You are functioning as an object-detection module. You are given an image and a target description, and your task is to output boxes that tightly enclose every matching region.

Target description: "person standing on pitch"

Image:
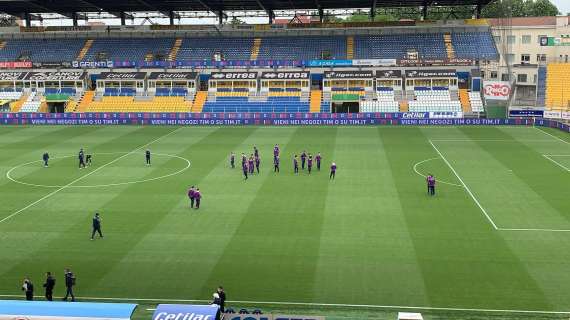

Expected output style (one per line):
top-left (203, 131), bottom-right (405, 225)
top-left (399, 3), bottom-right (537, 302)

top-left (300, 151), bottom-right (307, 170)
top-left (307, 154), bottom-right (313, 174)
top-left (217, 286), bottom-right (227, 313)
top-left (43, 151), bottom-right (50, 167)
top-left (274, 155), bottom-right (280, 173)
top-left (230, 152), bottom-right (235, 169)
top-left (145, 149), bottom-right (151, 166)
top-left (85, 153), bottom-right (92, 166)
top-left (293, 155), bottom-right (299, 174)
top-left (78, 148), bottom-right (86, 169)
top-left (427, 174), bottom-right (436, 196)
top-left (188, 186), bottom-right (196, 208)
top-left (316, 152), bottom-right (322, 171)
top-left (22, 277), bottom-right (34, 301)
top-left (242, 161), bottom-right (249, 180)
top-left (43, 272), bottom-right (55, 301)
top-left (330, 162), bottom-right (337, 180)
top-left (62, 268), bottom-right (75, 302)
top-left (248, 155), bottom-right (255, 175)
top-left (194, 188), bottom-right (201, 209)
top-left (255, 154), bottom-right (261, 174)
top-left (91, 212), bottom-right (103, 240)
top-left (254, 145), bottom-right (259, 158)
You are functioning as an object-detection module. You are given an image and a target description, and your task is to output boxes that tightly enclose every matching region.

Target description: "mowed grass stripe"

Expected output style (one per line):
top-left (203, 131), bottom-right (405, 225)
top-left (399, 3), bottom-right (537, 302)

top-left (0, 126), bottom-right (215, 293)
top-left (460, 127), bottom-right (570, 225)
top-left (200, 127), bottom-right (337, 303)
top-left (92, 127), bottom-right (298, 299)
top-left (382, 127), bottom-right (552, 311)
top-left (313, 127), bottom-right (429, 306)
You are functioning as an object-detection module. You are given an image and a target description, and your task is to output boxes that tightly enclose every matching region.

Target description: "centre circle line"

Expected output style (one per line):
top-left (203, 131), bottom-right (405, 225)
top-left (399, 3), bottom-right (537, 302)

top-left (6, 152), bottom-right (191, 188)
top-left (412, 157), bottom-right (463, 188)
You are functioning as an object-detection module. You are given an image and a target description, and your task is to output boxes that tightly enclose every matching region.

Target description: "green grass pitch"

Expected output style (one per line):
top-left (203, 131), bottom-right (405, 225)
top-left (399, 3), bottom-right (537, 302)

top-left (0, 125), bottom-right (569, 320)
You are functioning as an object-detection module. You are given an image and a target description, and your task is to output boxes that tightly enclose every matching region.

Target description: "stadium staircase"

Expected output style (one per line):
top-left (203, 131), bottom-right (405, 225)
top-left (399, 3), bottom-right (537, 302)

top-left (76, 39), bottom-right (93, 61)
top-left (444, 33), bottom-right (455, 59)
top-left (10, 94), bottom-right (27, 112)
top-left (399, 101), bottom-right (409, 112)
top-left (459, 89), bottom-right (471, 112)
top-left (38, 101), bottom-right (48, 113)
top-left (537, 66), bottom-right (547, 108)
top-left (77, 90), bottom-right (95, 112)
top-left (546, 63), bottom-right (570, 111)
top-left (310, 90), bottom-right (322, 112)
top-left (193, 91), bottom-right (208, 112)
top-left (168, 38), bottom-right (183, 61)
top-left (346, 36), bottom-right (354, 59)
top-left (250, 38), bottom-right (262, 60)
top-left (65, 98), bottom-right (78, 112)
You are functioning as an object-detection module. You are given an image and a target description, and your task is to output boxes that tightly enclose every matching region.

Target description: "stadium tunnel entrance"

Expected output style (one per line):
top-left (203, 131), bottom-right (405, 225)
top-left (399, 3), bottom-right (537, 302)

top-left (332, 101), bottom-right (359, 113)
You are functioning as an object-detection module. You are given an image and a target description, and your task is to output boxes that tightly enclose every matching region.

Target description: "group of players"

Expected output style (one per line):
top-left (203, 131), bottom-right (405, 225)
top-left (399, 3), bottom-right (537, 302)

top-left (230, 145), bottom-right (336, 180)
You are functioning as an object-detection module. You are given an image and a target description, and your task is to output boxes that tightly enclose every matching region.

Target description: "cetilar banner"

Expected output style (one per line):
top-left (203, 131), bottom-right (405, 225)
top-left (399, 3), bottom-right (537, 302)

top-left (152, 304), bottom-right (220, 320)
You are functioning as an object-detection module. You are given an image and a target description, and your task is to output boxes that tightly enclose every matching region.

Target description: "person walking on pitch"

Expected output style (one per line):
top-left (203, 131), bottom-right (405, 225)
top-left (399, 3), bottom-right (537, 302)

top-left (42, 152), bottom-right (50, 167)
top-left (301, 151), bottom-right (307, 170)
top-left (145, 149), bottom-right (151, 166)
top-left (230, 152), bottom-right (235, 169)
top-left (255, 154), bottom-right (261, 174)
top-left (293, 155), bottom-right (299, 174)
top-left (78, 148), bottom-right (86, 169)
top-left (426, 174), bottom-right (436, 196)
top-left (188, 186), bottom-right (196, 208)
top-left (43, 272), bottom-right (55, 301)
top-left (316, 152), bottom-right (322, 171)
top-left (307, 154), bottom-right (313, 174)
top-left (274, 155), bottom-right (280, 173)
top-left (62, 269), bottom-right (75, 302)
top-left (194, 188), bottom-right (202, 209)
top-left (330, 162), bottom-right (337, 180)
top-left (91, 212), bottom-right (103, 240)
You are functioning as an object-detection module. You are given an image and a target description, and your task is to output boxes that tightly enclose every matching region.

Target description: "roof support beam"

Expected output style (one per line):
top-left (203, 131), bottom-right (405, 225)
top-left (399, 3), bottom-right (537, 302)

top-left (195, 0), bottom-right (226, 23)
top-left (370, 0), bottom-right (377, 20)
top-left (254, 0), bottom-right (274, 23)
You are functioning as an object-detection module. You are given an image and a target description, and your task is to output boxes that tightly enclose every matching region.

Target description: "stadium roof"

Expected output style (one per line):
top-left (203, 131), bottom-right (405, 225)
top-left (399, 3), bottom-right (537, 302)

top-left (1, 0), bottom-right (495, 16)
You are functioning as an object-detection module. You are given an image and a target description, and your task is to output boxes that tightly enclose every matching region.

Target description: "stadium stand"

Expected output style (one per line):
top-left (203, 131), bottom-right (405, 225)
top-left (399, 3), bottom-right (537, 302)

top-left (82, 38), bottom-right (175, 61)
top-left (0, 39), bottom-right (84, 62)
top-left (19, 91), bottom-right (42, 112)
top-left (85, 96), bottom-right (192, 112)
top-left (257, 36), bottom-right (346, 60)
top-left (203, 96), bottom-right (310, 113)
top-left (545, 63), bottom-right (570, 111)
top-left (468, 92), bottom-right (484, 112)
top-left (361, 88), bottom-right (400, 112)
top-left (354, 33), bottom-right (446, 59)
top-left (451, 32), bottom-right (498, 60)
top-left (178, 38), bottom-right (253, 60)
top-left (408, 87), bottom-right (462, 112)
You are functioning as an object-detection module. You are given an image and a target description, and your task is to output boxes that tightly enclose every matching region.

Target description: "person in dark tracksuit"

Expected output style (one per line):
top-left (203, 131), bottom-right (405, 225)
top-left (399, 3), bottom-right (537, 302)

top-left (145, 149), bottom-right (151, 166)
top-left (78, 149), bottom-right (85, 169)
top-left (43, 152), bottom-right (50, 167)
top-left (62, 269), bottom-right (75, 302)
top-left (307, 155), bottom-right (313, 174)
top-left (86, 153), bottom-right (92, 166)
top-left (330, 162), bottom-right (337, 180)
top-left (300, 151), bottom-right (307, 170)
top-left (217, 286), bottom-right (227, 313)
top-left (316, 153), bottom-right (322, 171)
top-left (274, 155), bottom-right (280, 173)
top-left (43, 272), bottom-right (55, 301)
top-left (293, 155), bottom-right (299, 174)
top-left (91, 213), bottom-right (103, 240)
top-left (22, 277), bottom-right (34, 301)
top-left (230, 152), bottom-right (235, 169)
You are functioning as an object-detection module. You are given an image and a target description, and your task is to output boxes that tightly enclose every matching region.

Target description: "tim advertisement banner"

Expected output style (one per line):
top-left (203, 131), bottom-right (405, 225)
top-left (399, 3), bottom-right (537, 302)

top-left (483, 81), bottom-right (512, 101)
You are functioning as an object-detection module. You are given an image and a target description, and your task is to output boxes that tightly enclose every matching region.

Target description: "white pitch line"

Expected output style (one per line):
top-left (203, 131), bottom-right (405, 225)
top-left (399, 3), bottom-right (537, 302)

top-left (0, 295), bottom-right (568, 315)
top-left (428, 140), bottom-right (499, 230)
top-left (543, 155), bottom-right (570, 172)
top-left (412, 158), bottom-right (463, 187)
top-left (0, 127), bottom-right (183, 224)
top-left (535, 126), bottom-right (570, 145)
top-left (431, 139), bottom-right (553, 142)
top-left (499, 227), bottom-right (570, 232)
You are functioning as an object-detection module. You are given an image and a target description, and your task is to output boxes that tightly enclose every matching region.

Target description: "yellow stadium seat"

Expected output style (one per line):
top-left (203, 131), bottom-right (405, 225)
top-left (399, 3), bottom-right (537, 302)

top-left (546, 63), bottom-right (570, 111)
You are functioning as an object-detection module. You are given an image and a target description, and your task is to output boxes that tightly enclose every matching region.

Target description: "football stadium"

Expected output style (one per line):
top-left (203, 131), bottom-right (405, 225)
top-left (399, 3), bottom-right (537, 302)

top-left (0, 0), bottom-right (569, 319)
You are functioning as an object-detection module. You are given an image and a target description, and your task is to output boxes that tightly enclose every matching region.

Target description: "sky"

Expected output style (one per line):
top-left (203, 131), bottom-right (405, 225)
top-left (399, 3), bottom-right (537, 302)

top-left (552, 0), bottom-right (570, 15)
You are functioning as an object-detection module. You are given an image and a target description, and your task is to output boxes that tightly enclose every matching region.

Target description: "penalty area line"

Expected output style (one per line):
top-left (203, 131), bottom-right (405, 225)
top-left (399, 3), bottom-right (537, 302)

top-left (428, 140), bottom-right (499, 230)
top-left (534, 127), bottom-right (570, 145)
top-left (0, 127), bottom-right (183, 225)
top-left (0, 295), bottom-right (569, 315)
top-left (542, 155), bottom-right (570, 172)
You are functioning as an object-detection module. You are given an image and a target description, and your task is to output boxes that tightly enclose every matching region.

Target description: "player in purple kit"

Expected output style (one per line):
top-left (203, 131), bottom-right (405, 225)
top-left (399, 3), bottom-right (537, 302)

top-left (194, 188), bottom-right (201, 209)
top-left (274, 155), bottom-right (280, 172)
top-left (188, 186), bottom-right (196, 208)
top-left (293, 155), bottom-right (299, 174)
top-left (273, 144), bottom-right (280, 158)
top-left (329, 162), bottom-right (337, 180)
top-left (300, 151), bottom-right (307, 170)
top-left (248, 155), bottom-right (255, 174)
top-left (307, 154), bottom-right (313, 174)
top-left (254, 146), bottom-right (259, 158)
top-left (316, 152), bottom-right (322, 171)
top-left (241, 153), bottom-right (247, 168)
top-left (255, 154), bottom-right (261, 174)
top-left (426, 174), bottom-right (436, 196)
top-left (230, 152), bottom-right (235, 169)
